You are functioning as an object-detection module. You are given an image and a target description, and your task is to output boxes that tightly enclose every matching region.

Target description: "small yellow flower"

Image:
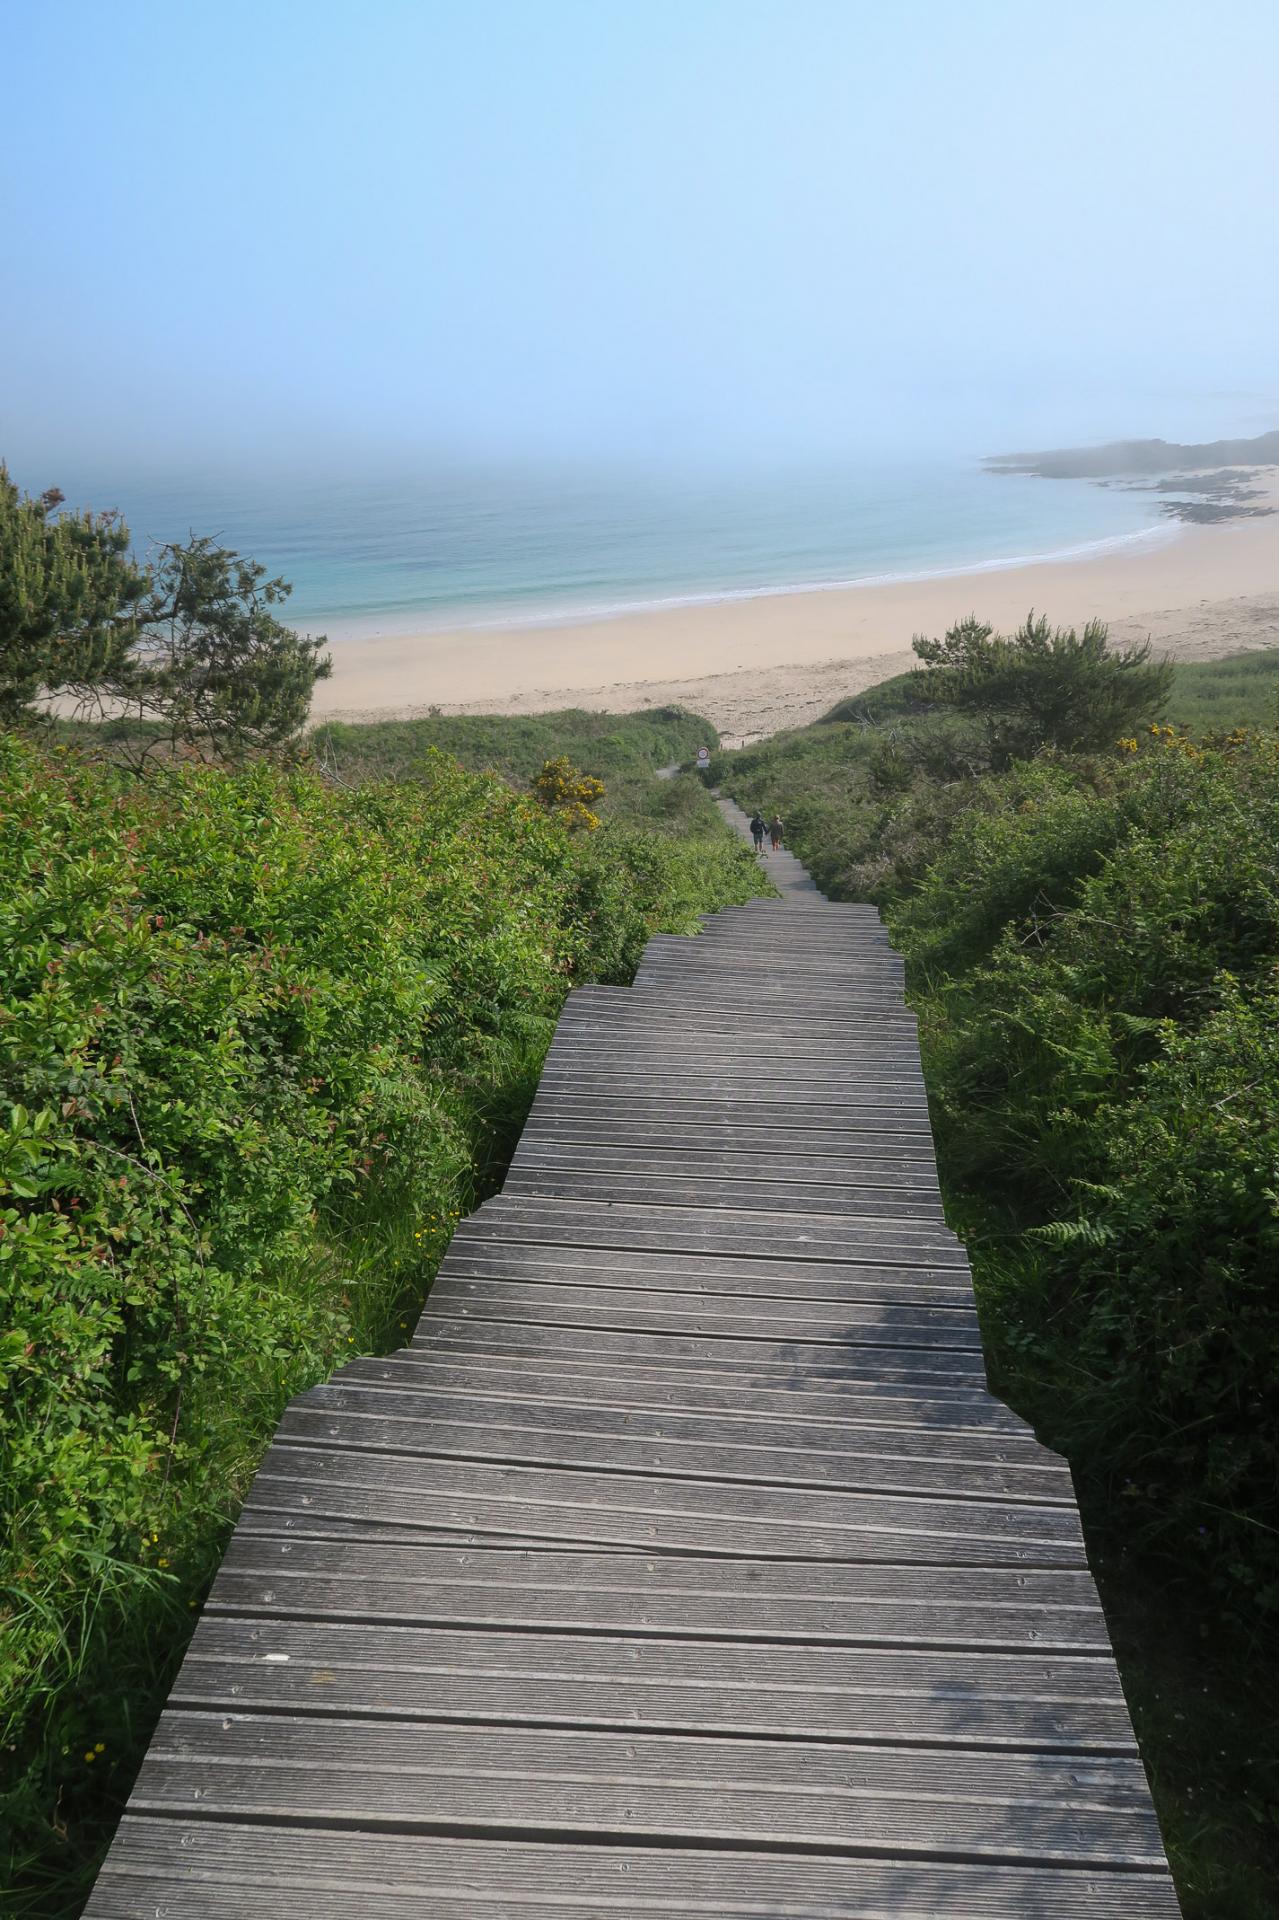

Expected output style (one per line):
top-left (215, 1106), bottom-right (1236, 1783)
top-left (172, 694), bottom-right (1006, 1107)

top-left (95, 1743), bottom-right (105, 1753)
top-left (158, 1557), bottom-right (169, 1568)
top-left (84, 1751), bottom-right (96, 1763)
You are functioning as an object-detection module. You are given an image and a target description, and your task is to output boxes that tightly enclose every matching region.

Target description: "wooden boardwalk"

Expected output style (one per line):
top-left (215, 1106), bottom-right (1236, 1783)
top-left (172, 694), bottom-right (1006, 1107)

top-left (86, 835), bottom-right (1181, 1915)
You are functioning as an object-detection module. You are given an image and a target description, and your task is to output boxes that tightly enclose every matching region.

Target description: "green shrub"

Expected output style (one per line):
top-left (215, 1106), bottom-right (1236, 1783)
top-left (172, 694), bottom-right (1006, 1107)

top-left (871, 731), bottom-right (1279, 1616)
top-left (900, 734), bottom-right (1279, 1199)
top-left (911, 612), bottom-right (1173, 764)
top-left (1030, 976), bottom-right (1279, 1605)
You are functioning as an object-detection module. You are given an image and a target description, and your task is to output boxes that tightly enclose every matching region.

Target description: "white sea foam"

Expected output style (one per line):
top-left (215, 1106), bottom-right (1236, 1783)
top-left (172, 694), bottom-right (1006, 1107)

top-left (312, 519), bottom-right (1181, 644)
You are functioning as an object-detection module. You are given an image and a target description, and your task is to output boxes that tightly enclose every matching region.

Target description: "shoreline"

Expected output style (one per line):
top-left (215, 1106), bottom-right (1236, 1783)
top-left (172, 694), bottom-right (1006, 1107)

top-left (309, 518), bottom-right (1180, 646)
top-left (310, 478), bottom-right (1279, 744)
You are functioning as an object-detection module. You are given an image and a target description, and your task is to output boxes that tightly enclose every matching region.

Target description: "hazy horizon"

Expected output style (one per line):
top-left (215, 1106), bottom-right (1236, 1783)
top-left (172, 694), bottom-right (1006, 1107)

top-left (5, 0), bottom-right (1279, 490)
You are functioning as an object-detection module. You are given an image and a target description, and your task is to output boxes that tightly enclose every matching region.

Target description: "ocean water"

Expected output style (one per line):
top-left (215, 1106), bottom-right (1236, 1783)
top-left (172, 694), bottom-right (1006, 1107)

top-left (48, 458), bottom-right (1170, 638)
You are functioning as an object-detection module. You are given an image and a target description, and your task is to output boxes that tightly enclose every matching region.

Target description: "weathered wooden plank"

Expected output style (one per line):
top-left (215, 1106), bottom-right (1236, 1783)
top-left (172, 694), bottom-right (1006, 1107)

top-left (505, 1159), bottom-right (942, 1199)
top-left (510, 1132), bottom-right (937, 1168)
top-left (691, 938), bottom-right (899, 960)
top-left (410, 1319), bottom-right (989, 1389)
top-left (553, 1008), bottom-right (913, 1034)
top-left (443, 1232), bottom-right (977, 1301)
top-left (537, 1049), bottom-right (928, 1080)
top-left (512, 1121), bottom-right (941, 1167)
top-left (673, 959), bottom-right (902, 976)
top-left (629, 980), bottom-right (915, 1007)
top-left (546, 1031), bottom-right (916, 1063)
top-left (470, 1200), bottom-right (968, 1267)
top-left (533, 1090), bottom-right (933, 1128)
top-left (573, 969), bottom-right (905, 993)
top-left (428, 1273), bottom-right (980, 1344)
top-left (501, 1168), bottom-right (948, 1221)
top-left (277, 1399), bottom-right (1065, 1505)
top-left (635, 952), bottom-right (902, 975)
top-left (630, 982), bottom-right (917, 1014)
top-left (553, 1032), bottom-right (922, 1066)
top-left (411, 1312), bottom-right (990, 1382)
top-left (539, 1063), bottom-right (926, 1094)
top-left (230, 1508), bottom-right (632, 1551)
top-left (632, 974), bottom-right (909, 1004)
top-left (561, 1003), bottom-right (922, 1041)
top-left (85, 1820), bottom-right (1182, 1918)
top-left (250, 1443), bottom-right (1087, 1563)
top-left (133, 1712), bottom-right (1166, 1866)
top-left (419, 1293), bottom-right (982, 1366)
top-left (294, 1378), bottom-right (1061, 1478)
top-left (211, 1536), bottom-right (1107, 1647)
top-left (695, 919), bottom-right (896, 939)
top-left (282, 1388), bottom-right (1044, 1482)
top-left (639, 939), bottom-right (903, 962)
top-left (533, 1098), bottom-right (933, 1121)
top-left (682, 952), bottom-right (903, 973)
top-left (171, 1616), bottom-right (1131, 1747)
top-left (335, 1351), bottom-right (1031, 1435)
top-left (633, 977), bottom-right (909, 1005)
top-left (512, 1135), bottom-right (943, 1184)
top-left (477, 1189), bottom-right (960, 1237)
top-left (648, 924), bottom-right (902, 947)
top-left (521, 1093), bottom-right (938, 1136)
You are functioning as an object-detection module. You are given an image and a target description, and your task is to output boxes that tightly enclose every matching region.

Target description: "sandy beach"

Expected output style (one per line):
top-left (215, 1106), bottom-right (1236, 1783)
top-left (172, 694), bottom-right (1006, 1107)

top-left (310, 481), bottom-right (1279, 744)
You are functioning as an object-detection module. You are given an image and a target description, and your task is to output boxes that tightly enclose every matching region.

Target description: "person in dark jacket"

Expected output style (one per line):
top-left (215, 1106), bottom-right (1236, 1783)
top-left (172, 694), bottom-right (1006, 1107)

top-left (749, 811), bottom-right (766, 852)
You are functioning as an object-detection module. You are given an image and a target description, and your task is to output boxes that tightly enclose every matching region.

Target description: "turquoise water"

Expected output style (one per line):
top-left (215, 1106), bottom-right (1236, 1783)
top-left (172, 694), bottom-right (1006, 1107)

top-left (46, 458), bottom-right (1168, 637)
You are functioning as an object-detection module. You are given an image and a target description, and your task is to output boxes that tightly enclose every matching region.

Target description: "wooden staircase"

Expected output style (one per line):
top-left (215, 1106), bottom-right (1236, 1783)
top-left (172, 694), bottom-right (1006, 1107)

top-left (86, 867), bottom-right (1180, 1916)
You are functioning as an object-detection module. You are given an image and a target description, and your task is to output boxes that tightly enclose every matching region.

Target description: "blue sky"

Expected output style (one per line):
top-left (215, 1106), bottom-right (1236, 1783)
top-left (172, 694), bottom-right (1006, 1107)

top-left (3, 0), bottom-right (1277, 477)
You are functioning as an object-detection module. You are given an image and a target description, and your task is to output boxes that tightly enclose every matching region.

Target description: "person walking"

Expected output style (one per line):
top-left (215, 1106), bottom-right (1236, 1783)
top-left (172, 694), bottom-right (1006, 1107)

top-left (769, 815), bottom-right (784, 850)
top-left (749, 810), bottom-right (766, 853)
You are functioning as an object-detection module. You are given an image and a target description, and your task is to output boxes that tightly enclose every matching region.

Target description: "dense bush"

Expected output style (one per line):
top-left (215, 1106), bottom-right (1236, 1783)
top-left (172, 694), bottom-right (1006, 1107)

top-left (889, 731), bottom-right (1279, 1611)
top-left (1033, 977), bottom-right (1279, 1605)
top-left (0, 733), bottom-right (764, 1911)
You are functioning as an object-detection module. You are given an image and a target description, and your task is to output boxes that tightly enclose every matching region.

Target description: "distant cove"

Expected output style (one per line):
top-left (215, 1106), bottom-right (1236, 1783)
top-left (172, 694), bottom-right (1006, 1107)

top-left (987, 427), bottom-right (1279, 524)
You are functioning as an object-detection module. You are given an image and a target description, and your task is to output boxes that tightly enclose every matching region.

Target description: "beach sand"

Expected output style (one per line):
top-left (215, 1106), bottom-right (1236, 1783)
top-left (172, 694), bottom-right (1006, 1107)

top-left (310, 480), bottom-right (1279, 744)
